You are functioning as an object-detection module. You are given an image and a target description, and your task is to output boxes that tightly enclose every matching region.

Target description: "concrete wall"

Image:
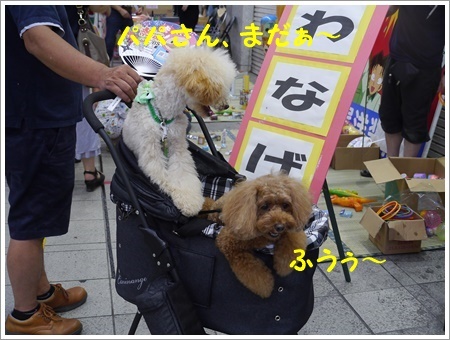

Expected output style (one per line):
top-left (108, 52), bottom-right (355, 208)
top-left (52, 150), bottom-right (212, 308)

top-left (226, 5), bottom-right (254, 73)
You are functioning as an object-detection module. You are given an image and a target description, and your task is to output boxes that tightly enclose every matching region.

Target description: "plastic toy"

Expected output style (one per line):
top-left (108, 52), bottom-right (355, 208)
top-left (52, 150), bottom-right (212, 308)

top-left (341, 121), bottom-right (360, 135)
top-left (420, 210), bottom-right (442, 229)
top-left (339, 209), bottom-right (353, 218)
top-left (376, 201), bottom-right (415, 220)
top-left (435, 223), bottom-right (445, 241)
top-left (260, 14), bottom-right (277, 53)
top-left (330, 195), bottom-right (376, 212)
top-left (328, 188), bottom-right (361, 198)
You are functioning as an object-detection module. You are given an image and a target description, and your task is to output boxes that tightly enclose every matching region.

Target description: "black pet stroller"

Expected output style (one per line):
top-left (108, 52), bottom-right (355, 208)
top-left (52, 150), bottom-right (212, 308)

top-left (83, 90), bottom-right (325, 335)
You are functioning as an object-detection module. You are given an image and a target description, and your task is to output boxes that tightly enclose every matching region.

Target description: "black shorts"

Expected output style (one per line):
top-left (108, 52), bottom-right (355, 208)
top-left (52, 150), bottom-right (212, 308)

top-left (378, 58), bottom-right (441, 144)
top-left (6, 125), bottom-right (76, 240)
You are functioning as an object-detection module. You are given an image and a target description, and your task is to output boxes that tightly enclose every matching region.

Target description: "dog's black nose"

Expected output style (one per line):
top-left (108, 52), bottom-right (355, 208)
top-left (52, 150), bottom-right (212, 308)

top-left (274, 224), bottom-right (285, 233)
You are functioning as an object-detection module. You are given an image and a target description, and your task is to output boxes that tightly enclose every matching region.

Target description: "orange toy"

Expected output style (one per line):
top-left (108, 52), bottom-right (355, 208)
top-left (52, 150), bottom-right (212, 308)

top-left (330, 195), bottom-right (376, 212)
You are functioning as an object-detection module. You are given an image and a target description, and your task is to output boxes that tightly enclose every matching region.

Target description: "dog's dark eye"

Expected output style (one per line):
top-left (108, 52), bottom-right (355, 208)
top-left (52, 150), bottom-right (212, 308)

top-left (261, 203), bottom-right (269, 211)
top-left (282, 203), bottom-right (290, 210)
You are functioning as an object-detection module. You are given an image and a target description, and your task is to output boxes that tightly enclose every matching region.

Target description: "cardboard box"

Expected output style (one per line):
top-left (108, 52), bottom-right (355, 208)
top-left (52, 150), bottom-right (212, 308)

top-left (364, 157), bottom-right (445, 208)
top-left (331, 134), bottom-right (380, 170)
top-left (360, 206), bottom-right (427, 255)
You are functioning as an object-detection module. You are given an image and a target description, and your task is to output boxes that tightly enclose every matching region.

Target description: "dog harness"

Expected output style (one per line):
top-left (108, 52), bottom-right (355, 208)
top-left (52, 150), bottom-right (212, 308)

top-left (147, 100), bottom-right (174, 158)
top-left (134, 80), bottom-right (174, 158)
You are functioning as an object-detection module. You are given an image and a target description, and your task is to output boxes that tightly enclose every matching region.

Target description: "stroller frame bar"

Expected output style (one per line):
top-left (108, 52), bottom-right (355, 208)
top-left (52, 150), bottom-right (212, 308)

top-left (83, 91), bottom-right (175, 273)
top-left (82, 90), bottom-right (229, 281)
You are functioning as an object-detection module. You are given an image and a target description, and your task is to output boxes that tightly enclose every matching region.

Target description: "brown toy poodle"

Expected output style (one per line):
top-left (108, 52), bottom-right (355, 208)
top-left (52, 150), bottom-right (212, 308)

top-left (204, 172), bottom-right (312, 298)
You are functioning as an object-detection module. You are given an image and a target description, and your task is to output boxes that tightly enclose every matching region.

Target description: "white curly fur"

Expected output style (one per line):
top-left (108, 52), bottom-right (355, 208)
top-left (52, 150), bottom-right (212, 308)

top-left (122, 47), bottom-right (236, 216)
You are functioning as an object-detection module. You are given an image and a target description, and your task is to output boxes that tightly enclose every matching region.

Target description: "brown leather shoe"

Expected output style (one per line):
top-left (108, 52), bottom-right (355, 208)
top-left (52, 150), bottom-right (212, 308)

top-left (5, 303), bottom-right (82, 335)
top-left (39, 284), bottom-right (88, 313)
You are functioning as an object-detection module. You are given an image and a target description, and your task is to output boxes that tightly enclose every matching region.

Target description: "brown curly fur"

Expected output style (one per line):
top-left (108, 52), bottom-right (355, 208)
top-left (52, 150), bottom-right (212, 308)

top-left (209, 172), bottom-right (312, 298)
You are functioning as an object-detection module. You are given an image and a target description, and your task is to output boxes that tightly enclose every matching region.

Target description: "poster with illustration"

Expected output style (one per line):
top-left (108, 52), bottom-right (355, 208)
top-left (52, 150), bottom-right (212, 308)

top-left (346, 8), bottom-right (444, 157)
top-left (345, 9), bottom-right (396, 157)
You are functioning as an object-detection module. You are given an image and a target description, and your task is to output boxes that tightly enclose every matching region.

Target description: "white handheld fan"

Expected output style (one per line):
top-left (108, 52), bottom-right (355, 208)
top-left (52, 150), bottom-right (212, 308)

top-left (117, 19), bottom-right (198, 79)
top-left (120, 47), bottom-right (163, 78)
top-left (108, 20), bottom-right (198, 111)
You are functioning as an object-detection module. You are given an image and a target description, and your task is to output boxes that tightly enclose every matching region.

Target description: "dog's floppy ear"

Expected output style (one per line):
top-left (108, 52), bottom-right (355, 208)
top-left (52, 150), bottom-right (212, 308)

top-left (220, 180), bottom-right (260, 240)
top-left (179, 68), bottom-right (221, 105)
top-left (169, 47), bottom-right (236, 106)
top-left (285, 177), bottom-right (313, 230)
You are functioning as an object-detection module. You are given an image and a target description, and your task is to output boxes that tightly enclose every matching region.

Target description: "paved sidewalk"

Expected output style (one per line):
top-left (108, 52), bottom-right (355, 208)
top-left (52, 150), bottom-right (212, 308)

top-left (3, 140), bottom-right (447, 336)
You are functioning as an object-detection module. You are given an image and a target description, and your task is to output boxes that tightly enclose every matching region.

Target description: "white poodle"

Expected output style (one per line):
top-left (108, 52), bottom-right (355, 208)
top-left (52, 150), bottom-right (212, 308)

top-left (122, 47), bottom-right (236, 216)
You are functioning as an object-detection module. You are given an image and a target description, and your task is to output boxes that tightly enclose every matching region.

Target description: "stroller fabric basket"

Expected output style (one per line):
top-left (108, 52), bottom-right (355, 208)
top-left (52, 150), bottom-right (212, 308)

top-left (82, 89), bottom-right (327, 335)
top-left (111, 138), bottom-right (322, 335)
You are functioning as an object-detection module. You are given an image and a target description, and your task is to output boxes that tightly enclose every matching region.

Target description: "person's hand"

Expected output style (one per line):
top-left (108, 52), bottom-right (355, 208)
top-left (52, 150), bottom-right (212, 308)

top-left (98, 65), bottom-right (142, 103)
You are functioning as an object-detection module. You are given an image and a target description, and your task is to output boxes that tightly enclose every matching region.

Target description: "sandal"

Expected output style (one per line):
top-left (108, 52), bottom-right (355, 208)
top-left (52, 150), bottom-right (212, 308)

top-left (360, 169), bottom-right (372, 178)
top-left (84, 169), bottom-right (105, 192)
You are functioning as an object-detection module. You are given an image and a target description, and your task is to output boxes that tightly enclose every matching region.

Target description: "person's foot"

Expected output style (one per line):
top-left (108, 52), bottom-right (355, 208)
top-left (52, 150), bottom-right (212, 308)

top-left (360, 169), bottom-right (372, 178)
top-left (38, 284), bottom-right (88, 313)
top-left (5, 303), bottom-right (82, 335)
top-left (84, 169), bottom-right (105, 192)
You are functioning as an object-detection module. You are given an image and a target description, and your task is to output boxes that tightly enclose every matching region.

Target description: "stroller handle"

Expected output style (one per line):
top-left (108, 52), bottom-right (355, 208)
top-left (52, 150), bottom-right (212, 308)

top-left (83, 90), bottom-right (174, 271)
top-left (83, 90), bottom-right (223, 160)
top-left (82, 90), bottom-right (117, 133)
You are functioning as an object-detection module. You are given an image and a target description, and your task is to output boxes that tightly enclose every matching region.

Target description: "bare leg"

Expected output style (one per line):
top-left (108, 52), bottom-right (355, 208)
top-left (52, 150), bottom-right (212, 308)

top-left (82, 157), bottom-right (97, 181)
top-left (38, 267), bottom-right (52, 296)
top-left (7, 239), bottom-right (49, 311)
top-left (403, 140), bottom-right (422, 157)
top-left (385, 132), bottom-right (403, 157)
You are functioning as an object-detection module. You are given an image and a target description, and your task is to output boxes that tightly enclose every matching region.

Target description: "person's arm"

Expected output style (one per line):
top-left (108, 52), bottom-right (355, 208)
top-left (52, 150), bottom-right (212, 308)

top-left (111, 5), bottom-right (131, 19)
top-left (22, 25), bottom-right (141, 102)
